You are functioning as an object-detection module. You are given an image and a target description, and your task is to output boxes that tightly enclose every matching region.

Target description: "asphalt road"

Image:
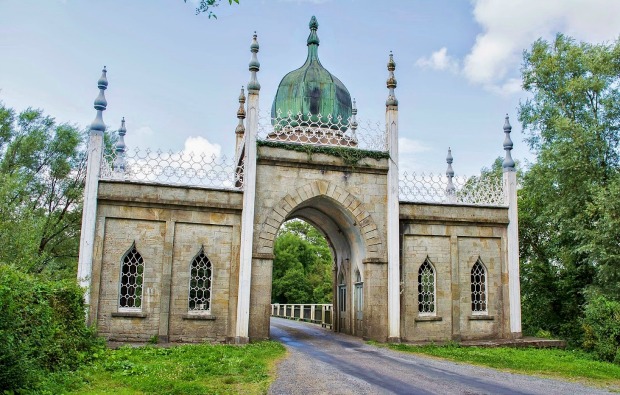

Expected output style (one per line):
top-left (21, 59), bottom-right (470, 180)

top-left (268, 317), bottom-right (612, 395)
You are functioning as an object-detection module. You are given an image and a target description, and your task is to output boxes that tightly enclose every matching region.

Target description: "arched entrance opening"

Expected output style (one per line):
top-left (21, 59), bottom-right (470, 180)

top-left (271, 219), bottom-right (333, 306)
top-left (267, 194), bottom-right (368, 337)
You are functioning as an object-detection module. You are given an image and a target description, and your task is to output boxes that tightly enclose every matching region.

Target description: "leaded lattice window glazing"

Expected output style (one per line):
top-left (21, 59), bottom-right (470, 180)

top-left (418, 259), bottom-right (435, 314)
top-left (338, 271), bottom-right (346, 313)
top-left (471, 259), bottom-right (487, 313)
top-left (119, 242), bottom-right (144, 309)
top-left (188, 247), bottom-right (212, 312)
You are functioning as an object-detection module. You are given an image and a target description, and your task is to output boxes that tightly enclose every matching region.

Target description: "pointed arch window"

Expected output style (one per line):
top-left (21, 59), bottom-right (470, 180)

top-left (471, 259), bottom-right (487, 313)
top-left (338, 270), bottom-right (346, 313)
top-left (418, 258), bottom-right (435, 314)
top-left (188, 246), bottom-right (212, 312)
top-left (119, 242), bottom-right (144, 310)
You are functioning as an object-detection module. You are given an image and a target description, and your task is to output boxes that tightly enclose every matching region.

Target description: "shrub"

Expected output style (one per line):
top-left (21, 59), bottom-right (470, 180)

top-left (583, 295), bottom-right (620, 364)
top-left (0, 265), bottom-right (104, 392)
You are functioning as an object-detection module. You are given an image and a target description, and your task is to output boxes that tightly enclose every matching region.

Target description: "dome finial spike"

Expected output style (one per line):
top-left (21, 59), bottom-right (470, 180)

top-left (309, 16), bottom-right (318, 30)
top-left (307, 16), bottom-right (320, 47)
top-left (502, 114), bottom-right (515, 171)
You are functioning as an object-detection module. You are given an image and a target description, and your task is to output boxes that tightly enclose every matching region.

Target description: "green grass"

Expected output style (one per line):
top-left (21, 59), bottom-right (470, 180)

top-left (36, 341), bottom-right (286, 395)
top-left (381, 342), bottom-right (620, 390)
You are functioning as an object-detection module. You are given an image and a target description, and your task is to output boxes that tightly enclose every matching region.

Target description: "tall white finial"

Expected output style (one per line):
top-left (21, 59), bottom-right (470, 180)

top-left (248, 32), bottom-right (260, 92)
top-left (236, 86), bottom-right (246, 135)
top-left (90, 66), bottom-right (108, 134)
top-left (502, 114), bottom-right (515, 171)
top-left (446, 147), bottom-right (456, 200)
top-left (114, 117), bottom-right (127, 172)
top-left (350, 98), bottom-right (358, 139)
top-left (386, 52), bottom-right (398, 107)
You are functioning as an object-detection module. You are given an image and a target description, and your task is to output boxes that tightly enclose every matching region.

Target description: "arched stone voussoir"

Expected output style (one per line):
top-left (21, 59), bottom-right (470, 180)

top-left (257, 180), bottom-right (385, 259)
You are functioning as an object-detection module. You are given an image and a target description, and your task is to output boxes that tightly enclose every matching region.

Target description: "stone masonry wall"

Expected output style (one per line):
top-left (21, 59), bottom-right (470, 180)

top-left (399, 203), bottom-right (510, 342)
top-left (250, 145), bottom-right (390, 341)
top-left (90, 181), bottom-right (242, 343)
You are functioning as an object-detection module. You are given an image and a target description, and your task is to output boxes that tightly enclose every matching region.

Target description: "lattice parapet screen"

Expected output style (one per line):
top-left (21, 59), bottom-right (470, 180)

top-left (119, 243), bottom-right (144, 309)
top-left (418, 259), bottom-right (435, 314)
top-left (257, 111), bottom-right (388, 152)
top-left (188, 247), bottom-right (212, 312)
top-left (471, 260), bottom-right (487, 313)
top-left (399, 172), bottom-right (506, 206)
top-left (100, 148), bottom-right (244, 190)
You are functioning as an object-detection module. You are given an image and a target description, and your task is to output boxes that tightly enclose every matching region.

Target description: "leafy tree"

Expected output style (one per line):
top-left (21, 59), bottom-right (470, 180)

top-left (184, 0), bottom-right (239, 18)
top-left (272, 220), bottom-right (333, 304)
top-left (517, 34), bottom-right (620, 343)
top-left (582, 294), bottom-right (620, 363)
top-left (0, 103), bottom-right (86, 278)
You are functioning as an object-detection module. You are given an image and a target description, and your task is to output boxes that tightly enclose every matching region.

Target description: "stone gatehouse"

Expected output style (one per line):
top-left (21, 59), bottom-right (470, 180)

top-left (78, 16), bottom-right (522, 344)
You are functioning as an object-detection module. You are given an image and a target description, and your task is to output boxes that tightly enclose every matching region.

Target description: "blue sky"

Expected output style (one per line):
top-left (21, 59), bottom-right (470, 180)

top-left (1, 0), bottom-right (619, 175)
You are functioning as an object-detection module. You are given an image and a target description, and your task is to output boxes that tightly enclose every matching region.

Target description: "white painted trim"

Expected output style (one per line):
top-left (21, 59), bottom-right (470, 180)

top-left (77, 131), bottom-right (104, 307)
top-left (386, 108), bottom-right (400, 340)
top-left (504, 171), bottom-right (521, 333)
top-left (235, 91), bottom-right (259, 341)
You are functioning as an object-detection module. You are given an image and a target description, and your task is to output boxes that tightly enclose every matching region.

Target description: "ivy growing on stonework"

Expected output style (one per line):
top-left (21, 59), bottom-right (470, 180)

top-left (256, 140), bottom-right (390, 166)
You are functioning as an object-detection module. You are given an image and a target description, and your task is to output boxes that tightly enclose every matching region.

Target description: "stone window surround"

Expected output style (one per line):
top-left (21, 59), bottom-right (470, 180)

top-left (118, 241), bottom-right (145, 312)
top-left (188, 246), bottom-right (213, 315)
top-left (417, 257), bottom-right (436, 316)
top-left (470, 258), bottom-right (488, 315)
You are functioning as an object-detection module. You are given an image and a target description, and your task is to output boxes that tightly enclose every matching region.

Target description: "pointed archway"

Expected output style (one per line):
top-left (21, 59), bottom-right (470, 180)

top-left (249, 180), bottom-right (386, 340)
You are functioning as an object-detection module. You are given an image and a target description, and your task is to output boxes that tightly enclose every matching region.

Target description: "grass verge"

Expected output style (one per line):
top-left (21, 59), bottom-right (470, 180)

top-left (378, 342), bottom-right (620, 390)
top-left (36, 341), bottom-right (286, 394)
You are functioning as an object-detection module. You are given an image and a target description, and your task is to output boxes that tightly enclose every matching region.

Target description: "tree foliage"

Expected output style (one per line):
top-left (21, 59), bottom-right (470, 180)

top-left (517, 34), bottom-right (620, 344)
top-left (0, 103), bottom-right (86, 278)
top-left (582, 295), bottom-right (620, 363)
top-left (184, 0), bottom-right (239, 18)
top-left (0, 265), bottom-right (104, 391)
top-left (0, 102), bottom-right (108, 391)
top-left (272, 220), bottom-right (333, 304)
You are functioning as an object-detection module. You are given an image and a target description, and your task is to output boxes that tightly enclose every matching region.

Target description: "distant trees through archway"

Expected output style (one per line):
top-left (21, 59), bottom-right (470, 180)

top-left (271, 219), bottom-right (333, 304)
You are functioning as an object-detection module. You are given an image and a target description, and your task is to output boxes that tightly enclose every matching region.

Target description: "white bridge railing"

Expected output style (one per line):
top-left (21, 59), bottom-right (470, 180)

top-left (271, 303), bottom-right (333, 329)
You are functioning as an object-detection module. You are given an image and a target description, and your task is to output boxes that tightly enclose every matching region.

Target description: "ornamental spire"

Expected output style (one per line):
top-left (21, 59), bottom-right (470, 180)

top-left (502, 114), bottom-right (515, 171)
top-left (446, 147), bottom-right (456, 198)
top-left (247, 32), bottom-right (260, 92)
top-left (307, 16), bottom-right (320, 47)
top-left (114, 117), bottom-right (127, 172)
top-left (90, 66), bottom-right (108, 133)
top-left (235, 86), bottom-right (246, 135)
top-left (386, 52), bottom-right (398, 107)
top-left (350, 98), bottom-right (358, 139)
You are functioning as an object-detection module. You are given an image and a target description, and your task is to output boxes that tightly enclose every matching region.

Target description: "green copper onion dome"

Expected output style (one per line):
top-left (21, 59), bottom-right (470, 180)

top-left (271, 16), bottom-right (352, 128)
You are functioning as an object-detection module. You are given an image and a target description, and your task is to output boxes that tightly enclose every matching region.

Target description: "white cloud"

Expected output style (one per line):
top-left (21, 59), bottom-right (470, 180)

top-left (399, 137), bottom-right (431, 155)
top-left (182, 136), bottom-right (222, 158)
top-left (415, 47), bottom-right (459, 73)
top-left (465, 0), bottom-right (620, 90)
top-left (417, 0), bottom-right (620, 94)
top-left (486, 78), bottom-right (522, 96)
